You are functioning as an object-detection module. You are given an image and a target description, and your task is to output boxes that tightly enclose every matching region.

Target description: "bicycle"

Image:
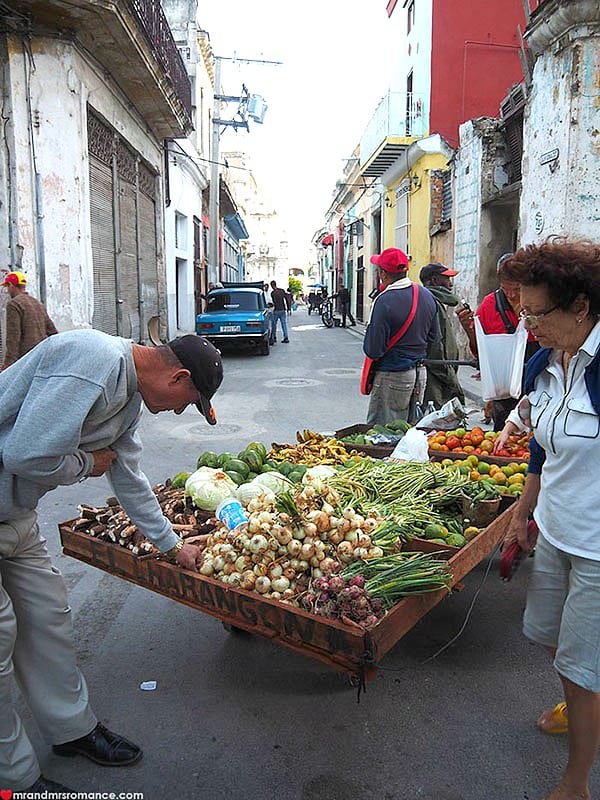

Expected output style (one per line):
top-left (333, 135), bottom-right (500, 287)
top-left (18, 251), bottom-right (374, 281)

top-left (321, 297), bottom-right (338, 328)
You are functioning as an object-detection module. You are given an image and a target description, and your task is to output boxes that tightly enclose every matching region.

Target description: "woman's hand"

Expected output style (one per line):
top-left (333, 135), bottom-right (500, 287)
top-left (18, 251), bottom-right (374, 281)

top-left (503, 509), bottom-right (531, 552)
top-left (493, 421), bottom-right (519, 453)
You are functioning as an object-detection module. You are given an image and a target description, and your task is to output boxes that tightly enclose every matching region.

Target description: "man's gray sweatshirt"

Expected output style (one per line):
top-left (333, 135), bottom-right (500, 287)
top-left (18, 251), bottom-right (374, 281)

top-left (0, 329), bottom-right (178, 552)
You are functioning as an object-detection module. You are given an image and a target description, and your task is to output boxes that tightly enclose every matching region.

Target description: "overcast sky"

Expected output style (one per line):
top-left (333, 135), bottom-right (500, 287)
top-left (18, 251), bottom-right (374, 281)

top-left (198, 1), bottom-right (395, 266)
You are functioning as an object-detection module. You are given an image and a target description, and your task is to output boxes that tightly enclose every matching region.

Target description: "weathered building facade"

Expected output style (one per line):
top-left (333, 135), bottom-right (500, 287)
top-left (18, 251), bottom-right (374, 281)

top-left (0, 0), bottom-right (192, 346)
top-left (520, 0), bottom-right (600, 242)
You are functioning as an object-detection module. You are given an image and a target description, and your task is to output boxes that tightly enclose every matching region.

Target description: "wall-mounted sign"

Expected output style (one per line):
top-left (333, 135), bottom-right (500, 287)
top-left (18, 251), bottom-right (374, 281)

top-left (540, 148), bottom-right (559, 166)
top-left (534, 210), bottom-right (544, 235)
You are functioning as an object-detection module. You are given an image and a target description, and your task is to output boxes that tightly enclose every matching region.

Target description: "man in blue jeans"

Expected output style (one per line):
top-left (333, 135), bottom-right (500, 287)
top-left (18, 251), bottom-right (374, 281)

top-left (269, 280), bottom-right (291, 344)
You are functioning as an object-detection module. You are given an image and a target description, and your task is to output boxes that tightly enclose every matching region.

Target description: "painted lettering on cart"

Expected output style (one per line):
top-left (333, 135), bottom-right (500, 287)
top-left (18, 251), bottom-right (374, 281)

top-left (148, 565), bottom-right (359, 658)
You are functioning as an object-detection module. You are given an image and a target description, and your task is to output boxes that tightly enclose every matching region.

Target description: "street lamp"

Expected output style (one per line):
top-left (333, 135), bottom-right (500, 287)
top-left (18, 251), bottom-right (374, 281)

top-left (208, 55), bottom-right (280, 284)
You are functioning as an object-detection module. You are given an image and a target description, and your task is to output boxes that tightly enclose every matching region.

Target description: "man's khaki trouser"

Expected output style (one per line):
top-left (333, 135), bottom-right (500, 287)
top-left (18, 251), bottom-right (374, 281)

top-left (0, 513), bottom-right (97, 789)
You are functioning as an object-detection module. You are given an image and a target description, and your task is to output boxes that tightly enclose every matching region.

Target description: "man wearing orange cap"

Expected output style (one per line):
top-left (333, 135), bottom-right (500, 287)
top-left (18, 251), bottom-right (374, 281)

top-left (1, 271), bottom-right (57, 370)
top-left (364, 248), bottom-right (437, 424)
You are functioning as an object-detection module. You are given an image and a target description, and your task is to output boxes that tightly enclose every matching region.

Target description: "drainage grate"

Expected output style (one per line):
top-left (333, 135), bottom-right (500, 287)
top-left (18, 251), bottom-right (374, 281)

top-left (265, 378), bottom-right (321, 388)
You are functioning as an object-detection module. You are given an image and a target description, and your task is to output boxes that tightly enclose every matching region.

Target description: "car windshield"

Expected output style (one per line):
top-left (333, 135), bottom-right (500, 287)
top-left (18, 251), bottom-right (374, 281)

top-left (207, 292), bottom-right (260, 312)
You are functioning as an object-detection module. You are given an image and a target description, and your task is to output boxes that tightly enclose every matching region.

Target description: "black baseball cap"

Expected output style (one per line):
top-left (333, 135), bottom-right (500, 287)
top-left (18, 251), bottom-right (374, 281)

top-left (167, 335), bottom-right (223, 425)
top-left (419, 262), bottom-right (459, 282)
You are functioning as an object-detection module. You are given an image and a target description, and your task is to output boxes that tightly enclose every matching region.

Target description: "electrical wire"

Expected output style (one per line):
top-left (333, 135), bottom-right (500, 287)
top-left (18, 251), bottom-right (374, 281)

top-left (166, 139), bottom-right (251, 171)
top-left (375, 542), bottom-right (502, 673)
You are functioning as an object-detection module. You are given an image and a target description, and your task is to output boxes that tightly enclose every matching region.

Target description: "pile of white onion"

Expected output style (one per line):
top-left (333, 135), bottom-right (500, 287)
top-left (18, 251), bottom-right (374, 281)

top-left (197, 483), bottom-right (384, 603)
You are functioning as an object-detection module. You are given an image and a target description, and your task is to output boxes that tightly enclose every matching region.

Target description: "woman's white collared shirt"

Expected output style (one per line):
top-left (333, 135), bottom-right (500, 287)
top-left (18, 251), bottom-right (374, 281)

top-left (531, 320), bottom-right (600, 559)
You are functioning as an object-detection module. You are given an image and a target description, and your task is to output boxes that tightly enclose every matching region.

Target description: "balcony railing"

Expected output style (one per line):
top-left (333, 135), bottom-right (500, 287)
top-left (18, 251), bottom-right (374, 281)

top-left (128, 0), bottom-right (192, 120)
top-left (359, 91), bottom-right (427, 167)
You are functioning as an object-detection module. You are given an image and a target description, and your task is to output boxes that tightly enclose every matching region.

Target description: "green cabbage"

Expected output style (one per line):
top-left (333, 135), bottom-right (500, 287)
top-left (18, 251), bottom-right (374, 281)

top-left (184, 468), bottom-right (237, 510)
top-left (237, 482), bottom-right (276, 507)
top-left (301, 465), bottom-right (337, 484)
top-left (251, 472), bottom-right (294, 495)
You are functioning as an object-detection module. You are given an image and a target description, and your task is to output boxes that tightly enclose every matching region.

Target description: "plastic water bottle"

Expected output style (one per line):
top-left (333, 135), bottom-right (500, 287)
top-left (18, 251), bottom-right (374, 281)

top-left (414, 402), bottom-right (424, 422)
top-left (427, 401), bottom-right (437, 415)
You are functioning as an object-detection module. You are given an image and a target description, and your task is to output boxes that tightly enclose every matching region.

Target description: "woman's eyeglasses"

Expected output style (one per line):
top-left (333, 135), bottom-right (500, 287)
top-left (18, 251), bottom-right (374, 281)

top-left (519, 304), bottom-right (560, 328)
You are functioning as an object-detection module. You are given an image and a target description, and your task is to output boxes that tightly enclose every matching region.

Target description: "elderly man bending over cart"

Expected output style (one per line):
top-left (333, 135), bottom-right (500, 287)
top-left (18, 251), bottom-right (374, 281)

top-left (0, 330), bottom-right (222, 793)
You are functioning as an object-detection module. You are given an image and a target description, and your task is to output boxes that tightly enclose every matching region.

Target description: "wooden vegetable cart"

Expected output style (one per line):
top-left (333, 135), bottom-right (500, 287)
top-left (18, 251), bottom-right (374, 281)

top-left (59, 505), bottom-right (513, 683)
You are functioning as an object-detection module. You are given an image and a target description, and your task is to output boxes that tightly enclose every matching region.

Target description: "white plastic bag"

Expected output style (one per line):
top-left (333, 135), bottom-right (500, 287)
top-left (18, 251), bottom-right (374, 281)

top-left (389, 427), bottom-right (429, 462)
top-left (474, 316), bottom-right (527, 401)
top-left (415, 398), bottom-right (468, 431)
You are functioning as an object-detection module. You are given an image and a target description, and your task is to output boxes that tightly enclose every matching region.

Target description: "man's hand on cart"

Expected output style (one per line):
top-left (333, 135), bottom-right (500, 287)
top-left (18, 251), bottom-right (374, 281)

top-left (175, 541), bottom-right (205, 571)
top-left (90, 447), bottom-right (117, 476)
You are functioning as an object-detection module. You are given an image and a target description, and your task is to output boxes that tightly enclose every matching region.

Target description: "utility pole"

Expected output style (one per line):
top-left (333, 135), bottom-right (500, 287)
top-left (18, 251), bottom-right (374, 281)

top-left (208, 55), bottom-right (222, 285)
top-left (208, 55), bottom-right (281, 284)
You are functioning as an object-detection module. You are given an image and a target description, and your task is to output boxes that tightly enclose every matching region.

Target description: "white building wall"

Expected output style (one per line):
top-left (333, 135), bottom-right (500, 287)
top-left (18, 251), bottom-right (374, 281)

top-left (3, 36), bottom-right (163, 331)
top-left (388, 0), bottom-right (433, 132)
top-left (520, 34), bottom-right (600, 242)
top-left (453, 120), bottom-right (484, 305)
top-left (164, 146), bottom-right (206, 336)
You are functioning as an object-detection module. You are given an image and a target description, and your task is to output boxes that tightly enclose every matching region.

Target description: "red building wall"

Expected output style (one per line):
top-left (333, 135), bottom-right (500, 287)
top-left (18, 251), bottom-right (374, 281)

top-left (429, 0), bottom-right (526, 147)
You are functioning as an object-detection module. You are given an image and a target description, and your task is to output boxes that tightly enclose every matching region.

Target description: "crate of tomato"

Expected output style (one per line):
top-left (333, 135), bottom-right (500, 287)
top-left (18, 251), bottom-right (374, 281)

top-left (427, 425), bottom-right (531, 464)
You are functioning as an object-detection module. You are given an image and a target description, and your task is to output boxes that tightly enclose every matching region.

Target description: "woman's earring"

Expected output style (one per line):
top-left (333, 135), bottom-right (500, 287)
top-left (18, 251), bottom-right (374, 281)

top-left (576, 318), bottom-right (583, 325)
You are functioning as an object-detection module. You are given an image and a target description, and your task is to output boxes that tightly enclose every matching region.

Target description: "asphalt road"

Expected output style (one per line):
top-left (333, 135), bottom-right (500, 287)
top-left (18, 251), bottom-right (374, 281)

top-left (23, 309), bottom-right (594, 800)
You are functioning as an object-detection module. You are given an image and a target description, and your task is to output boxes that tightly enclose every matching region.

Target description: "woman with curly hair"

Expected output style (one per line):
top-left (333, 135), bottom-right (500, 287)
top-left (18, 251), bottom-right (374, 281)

top-left (500, 237), bottom-right (600, 800)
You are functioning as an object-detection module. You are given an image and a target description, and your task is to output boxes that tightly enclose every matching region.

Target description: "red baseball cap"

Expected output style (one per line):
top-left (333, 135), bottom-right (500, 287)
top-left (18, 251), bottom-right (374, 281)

top-left (370, 248), bottom-right (409, 273)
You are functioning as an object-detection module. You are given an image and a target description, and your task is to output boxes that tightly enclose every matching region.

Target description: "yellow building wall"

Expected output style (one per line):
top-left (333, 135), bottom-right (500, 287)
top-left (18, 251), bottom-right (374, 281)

top-left (382, 152), bottom-right (450, 282)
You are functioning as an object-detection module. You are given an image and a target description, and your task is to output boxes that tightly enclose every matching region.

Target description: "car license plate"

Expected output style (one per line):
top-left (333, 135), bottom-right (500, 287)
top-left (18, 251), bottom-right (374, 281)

top-left (220, 325), bottom-right (241, 333)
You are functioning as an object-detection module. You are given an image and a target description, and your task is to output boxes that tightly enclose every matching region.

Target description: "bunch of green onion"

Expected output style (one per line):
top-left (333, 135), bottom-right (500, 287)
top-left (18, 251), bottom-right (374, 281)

top-left (342, 552), bottom-right (452, 607)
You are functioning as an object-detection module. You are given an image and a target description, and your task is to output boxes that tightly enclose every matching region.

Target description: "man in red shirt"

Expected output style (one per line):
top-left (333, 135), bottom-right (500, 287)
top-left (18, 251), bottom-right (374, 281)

top-left (457, 254), bottom-right (539, 430)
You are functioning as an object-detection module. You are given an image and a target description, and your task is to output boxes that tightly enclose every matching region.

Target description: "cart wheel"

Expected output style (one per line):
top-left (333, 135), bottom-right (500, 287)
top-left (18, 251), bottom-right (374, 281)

top-left (222, 622), bottom-right (248, 635)
top-left (347, 674), bottom-right (361, 688)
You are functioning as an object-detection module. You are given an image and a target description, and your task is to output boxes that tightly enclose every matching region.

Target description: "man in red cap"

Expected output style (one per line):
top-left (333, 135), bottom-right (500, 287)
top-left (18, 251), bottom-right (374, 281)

top-left (1, 271), bottom-right (57, 370)
top-left (419, 262), bottom-right (465, 407)
top-left (364, 248), bottom-right (437, 424)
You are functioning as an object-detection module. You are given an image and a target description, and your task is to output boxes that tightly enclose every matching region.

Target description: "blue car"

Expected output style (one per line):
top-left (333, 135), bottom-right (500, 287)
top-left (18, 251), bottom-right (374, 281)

top-left (195, 282), bottom-right (272, 356)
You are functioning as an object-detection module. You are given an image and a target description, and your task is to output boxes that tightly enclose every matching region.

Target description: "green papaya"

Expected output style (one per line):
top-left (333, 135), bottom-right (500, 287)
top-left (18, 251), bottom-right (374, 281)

top-left (245, 442), bottom-right (267, 460)
top-left (225, 470), bottom-right (245, 486)
top-left (242, 449), bottom-right (263, 472)
top-left (171, 471), bottom-right (190, 489)
top-left (197, 451), bottom-right (220, 469)
top-left (218, 452), bottom-right (235, 468)
top-left (227, 458), bottom-right (250, 478)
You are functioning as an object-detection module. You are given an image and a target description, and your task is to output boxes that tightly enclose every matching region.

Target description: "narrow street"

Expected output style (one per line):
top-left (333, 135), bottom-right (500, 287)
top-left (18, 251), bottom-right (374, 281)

top-left (25, 310), bottom-right (593, 800)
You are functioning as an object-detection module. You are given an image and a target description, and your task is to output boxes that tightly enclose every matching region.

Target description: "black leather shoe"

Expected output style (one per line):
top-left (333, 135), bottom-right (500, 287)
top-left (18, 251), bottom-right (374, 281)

top-left (282, 338), bottom-right (289, 343)
top-left (53, 722), bottom-right (142, 766)
top-left (27, 775), bottom-right (73, 792)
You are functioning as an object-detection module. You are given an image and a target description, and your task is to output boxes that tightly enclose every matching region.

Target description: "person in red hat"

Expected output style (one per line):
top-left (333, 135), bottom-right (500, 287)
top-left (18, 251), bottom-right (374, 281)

top-left (1, 271), bottom-right (58, 370)
top-left (419, 262), bottom-right (465, 407)
top-left (363, 248), bottom-right (437, 424)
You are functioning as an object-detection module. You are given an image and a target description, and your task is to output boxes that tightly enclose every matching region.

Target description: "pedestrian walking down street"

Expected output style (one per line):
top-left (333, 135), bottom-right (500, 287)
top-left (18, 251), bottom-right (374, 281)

top-left (1, 271), bottom-right (58, 370)
top-left (335, 285), bottom-right (356, 327)
top-left (0, 330), bottom-right (223, 793)
top-left (269, 280), bottom-right (291, 343)
top-left (363, 247), bottom-right (437, 425)
top-left (419, 262), bottom-right (465, 407)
